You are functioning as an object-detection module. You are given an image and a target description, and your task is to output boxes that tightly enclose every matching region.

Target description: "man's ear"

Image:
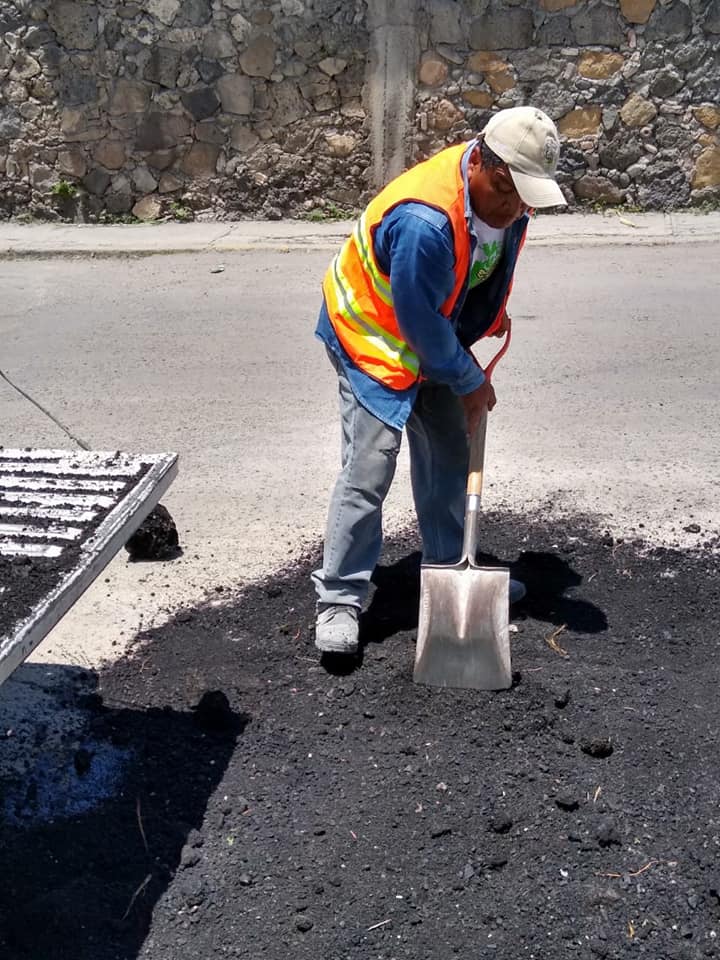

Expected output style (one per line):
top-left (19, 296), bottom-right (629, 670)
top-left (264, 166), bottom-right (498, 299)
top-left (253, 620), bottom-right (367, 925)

top-left (468, 143), bottom-right (481, 173)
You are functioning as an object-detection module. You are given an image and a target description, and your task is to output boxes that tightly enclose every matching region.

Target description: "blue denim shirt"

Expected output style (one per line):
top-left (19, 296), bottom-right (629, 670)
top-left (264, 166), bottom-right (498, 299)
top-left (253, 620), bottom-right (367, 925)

top-left (316, 142), bottom-right (529, 429)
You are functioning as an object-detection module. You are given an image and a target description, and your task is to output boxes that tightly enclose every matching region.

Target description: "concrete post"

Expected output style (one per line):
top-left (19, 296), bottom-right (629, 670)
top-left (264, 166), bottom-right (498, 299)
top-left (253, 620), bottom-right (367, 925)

top-left (365, 0), bottom-right (419, 192)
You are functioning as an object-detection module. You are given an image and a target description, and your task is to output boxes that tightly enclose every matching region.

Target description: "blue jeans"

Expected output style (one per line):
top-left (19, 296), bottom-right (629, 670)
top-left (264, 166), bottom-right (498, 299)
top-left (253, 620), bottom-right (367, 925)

top-left (312, 349), bottom-right (469, 607)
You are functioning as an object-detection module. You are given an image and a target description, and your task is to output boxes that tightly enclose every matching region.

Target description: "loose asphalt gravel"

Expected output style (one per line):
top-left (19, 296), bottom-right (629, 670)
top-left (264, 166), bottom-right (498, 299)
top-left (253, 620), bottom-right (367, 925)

top-left (1, 508), bottom-right (719, 960)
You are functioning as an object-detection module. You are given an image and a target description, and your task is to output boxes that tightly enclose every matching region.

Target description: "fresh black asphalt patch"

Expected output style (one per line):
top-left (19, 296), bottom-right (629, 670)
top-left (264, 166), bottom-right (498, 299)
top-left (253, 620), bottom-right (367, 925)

top-left (1, 509), bottom-right (718, 960)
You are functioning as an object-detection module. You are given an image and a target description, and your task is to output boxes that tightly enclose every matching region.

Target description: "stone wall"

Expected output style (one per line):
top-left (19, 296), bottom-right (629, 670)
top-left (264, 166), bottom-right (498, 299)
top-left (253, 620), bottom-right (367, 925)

top-left (0, 0), bottom-right (718, 221)
top-left (415, 0), bottom-right (720, 210)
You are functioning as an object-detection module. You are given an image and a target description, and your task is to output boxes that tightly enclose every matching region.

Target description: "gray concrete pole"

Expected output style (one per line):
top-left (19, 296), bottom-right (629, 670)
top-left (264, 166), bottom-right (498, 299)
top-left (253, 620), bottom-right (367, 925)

top-left (365, 0), bottom-right (419, 192)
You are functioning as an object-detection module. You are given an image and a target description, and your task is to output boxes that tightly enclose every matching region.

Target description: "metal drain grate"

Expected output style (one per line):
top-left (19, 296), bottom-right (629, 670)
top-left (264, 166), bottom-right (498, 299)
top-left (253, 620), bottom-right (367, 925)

top-left (0, 448), bottom-right (178, 685)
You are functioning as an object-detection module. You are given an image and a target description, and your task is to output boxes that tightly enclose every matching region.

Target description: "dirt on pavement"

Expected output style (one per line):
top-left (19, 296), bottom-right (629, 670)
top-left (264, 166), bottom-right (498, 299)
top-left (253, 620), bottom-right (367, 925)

top-left (1, 508), bottom-right (719, 960)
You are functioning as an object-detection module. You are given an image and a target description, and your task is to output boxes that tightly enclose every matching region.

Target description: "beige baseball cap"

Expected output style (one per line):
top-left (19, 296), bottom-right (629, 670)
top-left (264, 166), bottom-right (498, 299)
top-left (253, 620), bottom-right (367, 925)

top-left (482, 106), bottom-right (567, 208)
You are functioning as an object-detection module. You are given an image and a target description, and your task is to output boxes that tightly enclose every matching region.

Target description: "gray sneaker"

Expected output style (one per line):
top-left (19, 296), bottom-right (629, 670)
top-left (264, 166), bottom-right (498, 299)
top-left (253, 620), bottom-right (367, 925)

top-left (315, 603), bottom-right (360, 655)
top-left (509, 578), bottom-right (526, 604)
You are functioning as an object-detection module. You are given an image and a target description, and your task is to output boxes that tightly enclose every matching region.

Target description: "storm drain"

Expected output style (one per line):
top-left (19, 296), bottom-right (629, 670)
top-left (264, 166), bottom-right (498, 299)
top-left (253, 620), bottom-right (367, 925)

top-left (0, 448), bottom-right (178, 686)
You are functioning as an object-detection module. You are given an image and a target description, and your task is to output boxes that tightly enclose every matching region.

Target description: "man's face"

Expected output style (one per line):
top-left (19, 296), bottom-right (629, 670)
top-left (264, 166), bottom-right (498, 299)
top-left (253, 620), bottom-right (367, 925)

top-left (467, 144), bottom-right (529, 229)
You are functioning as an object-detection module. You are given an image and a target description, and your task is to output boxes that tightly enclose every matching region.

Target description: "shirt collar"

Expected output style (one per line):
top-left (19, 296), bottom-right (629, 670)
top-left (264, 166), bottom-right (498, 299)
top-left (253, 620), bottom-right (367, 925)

top-left (461, 139), bottom-right (480, 224)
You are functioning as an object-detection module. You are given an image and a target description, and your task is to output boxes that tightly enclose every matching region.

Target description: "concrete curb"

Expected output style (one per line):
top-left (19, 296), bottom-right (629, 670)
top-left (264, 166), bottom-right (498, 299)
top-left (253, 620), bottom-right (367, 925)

top-left (1, 212), bottom-right (718, 257)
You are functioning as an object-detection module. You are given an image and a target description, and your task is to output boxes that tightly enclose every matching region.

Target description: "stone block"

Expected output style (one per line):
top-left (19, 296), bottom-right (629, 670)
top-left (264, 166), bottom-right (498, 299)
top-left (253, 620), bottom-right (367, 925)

top-left (470, 6), bottom-right (534, 50)
top-left (532, 81), bottom-right (575, 120)
top-left (198, 59), bottom-right (224, 84)
top-left (181, 86), bottom-right (221, 120)
top-left (432, 98), bottom-right (464, 131)
top-left (29, 77), bottom-right (55, 102)
top-left (178, 0), bottom-right (211, 26)
top-left (599, 136), bottom-right (642, 171)
top-left (48, 1), bottom-right (98, 50)
top-left (486, 66), bottom-right (515, 94)
top-left (692, 147), bottom-right (720, 189)
top-left (36, 42), bottom-right (62, 73)
top-left (94, 139), bottom-right (126, 169)
top-left (109, 79), bottom-right (150, 115)
top-left (83, 168), bottom-right (111, 195)
top-left (655, 124), bottom-right (691, 151)
top-left (694, 105), bottom-right (720, 129)
top-left (419, 56), bottom-right (448, 87)
top-left (649, 69), bottom-right (683, 99)
top-left (558, 107), bottom-right (602, 139)
top-left (147, 0), bottom-right (180, 26)
top-left (159, 172), bottom-right (183, 192)
top-left (252, 7), bottom-right (274, 24)
top-left (577, 52), bottom-right (624, 80)
top-left (463, 89), bottom-right (493, 108)
top-left (0, 107), bottom-right (22, 141)
top-left (674, 40), bottom-right (705, 69)
top-left (181, 141), bottom-right (220, 176)
top-left (239, 35), bottom-right (276, 78)
top-left (217, 74), bottom-right (254, 114)
top-left (59, 64), bottom-right (98, 106)
top-left (430, 0), bottom-right (463, 45)
top-left (685, 61), bottom-right (720, 103)
top-left (195, 121), bottom-right (226, 144)
top-left (573, 174), bottom-right (624, 203)
top-left (620, 93), bottom-right (657, 127)
top-left (144, 46), bottom-right (182, 88)
top-left (229, 14), bottom-right (252, 43)
top-left (539, 0), bottom-right (575, 9)
top-left (323, 132), bottom-right (356, 157)
top-left (30, 163), bottom-right (53, 186)
top-left (204, 29), bottom-right (235, 58)
top-left (619, 0), bottom-right (656, 24)
top-left (136, 111), bottom-right (191, 150)
top-left (10, 51), bottom-right (41, 81)
top-left (106, 174), bottom-right (133, 213)
top-left (146, 149), bottom-right (176, 170)
top-left (645, 1), bottom-right (692, 41)
top-left (536, 15), bottom-right (574, 46)
top-left (132, 195), bottom-right (162, 220)
top-left (231, 123), bottom-right (259, 152)
top-left (271, 80), bottom-right (306, 126)
top-left (58, 148), bottom-right (87, 177)
top-left (313, 93), bottom-right (336, 113)
top-left (318, 57), bottom-right (347, 77)
top-left (104, 19), bottom-right (122, 49)
top-left (703, 0), bottom-right (720, 34)
top-left (572, 6), bottom-right (625, 46)
top-left (132, 166), bottom-right (158, 192)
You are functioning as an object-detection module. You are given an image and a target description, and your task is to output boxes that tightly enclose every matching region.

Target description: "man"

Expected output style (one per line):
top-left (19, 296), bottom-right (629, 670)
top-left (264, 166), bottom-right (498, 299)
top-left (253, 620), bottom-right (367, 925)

top-left (312, 106), bottom-right (566, 655)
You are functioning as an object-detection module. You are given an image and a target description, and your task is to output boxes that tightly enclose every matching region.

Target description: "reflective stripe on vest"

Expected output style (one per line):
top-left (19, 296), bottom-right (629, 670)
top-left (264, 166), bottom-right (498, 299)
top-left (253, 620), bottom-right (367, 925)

top-left (327, 239), bottom-right (420, 379)
top-left (353, 212), bottom-right (393, 307)
top-left (323, 141), bottom-right (471, 390)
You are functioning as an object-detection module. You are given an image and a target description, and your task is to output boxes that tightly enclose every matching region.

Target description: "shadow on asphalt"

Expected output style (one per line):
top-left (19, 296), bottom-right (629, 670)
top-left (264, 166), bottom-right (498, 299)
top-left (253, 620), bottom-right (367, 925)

top-left (0, 662), bottom-right (245, 960)
top-left (358, 547), bottom-right (608, 646)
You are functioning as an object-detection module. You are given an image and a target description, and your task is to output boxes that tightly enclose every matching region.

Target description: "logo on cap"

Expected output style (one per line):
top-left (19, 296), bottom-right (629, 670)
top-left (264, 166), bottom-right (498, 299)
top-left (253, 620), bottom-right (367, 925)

top-left (544, 135), bottom-right (558, 170)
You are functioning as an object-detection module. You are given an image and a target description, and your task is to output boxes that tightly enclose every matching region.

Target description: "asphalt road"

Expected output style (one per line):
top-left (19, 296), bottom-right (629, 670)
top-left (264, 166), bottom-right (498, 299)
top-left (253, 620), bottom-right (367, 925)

top-left (1, 244), bottom-right (719, 669)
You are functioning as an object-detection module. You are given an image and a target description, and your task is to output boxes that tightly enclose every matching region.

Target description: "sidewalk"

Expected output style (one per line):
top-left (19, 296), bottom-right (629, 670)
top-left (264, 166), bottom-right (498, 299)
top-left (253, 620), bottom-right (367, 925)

top-left (1, 210), bottom-right (719, 256)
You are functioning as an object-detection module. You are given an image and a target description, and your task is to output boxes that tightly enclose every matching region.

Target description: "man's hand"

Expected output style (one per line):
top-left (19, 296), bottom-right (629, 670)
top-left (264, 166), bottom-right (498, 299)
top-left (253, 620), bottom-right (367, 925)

top-left (461, 380), bottom-right (496, 436)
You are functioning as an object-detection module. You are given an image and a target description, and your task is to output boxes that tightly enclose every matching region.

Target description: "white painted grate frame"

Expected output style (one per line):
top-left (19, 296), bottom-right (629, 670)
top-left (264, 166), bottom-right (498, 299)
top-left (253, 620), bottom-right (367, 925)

top-left (0, 449), bottom-right (178, 686)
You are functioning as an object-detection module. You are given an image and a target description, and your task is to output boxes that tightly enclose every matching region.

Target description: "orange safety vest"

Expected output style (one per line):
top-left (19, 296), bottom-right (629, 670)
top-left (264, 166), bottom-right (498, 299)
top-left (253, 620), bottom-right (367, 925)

top-left (323, 141), bottom-right (482, 391)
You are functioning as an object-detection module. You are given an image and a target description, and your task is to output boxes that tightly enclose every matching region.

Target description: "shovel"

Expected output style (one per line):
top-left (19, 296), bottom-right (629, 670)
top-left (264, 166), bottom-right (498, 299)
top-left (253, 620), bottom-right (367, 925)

top-left (413, 332), bottom-right (513, 691)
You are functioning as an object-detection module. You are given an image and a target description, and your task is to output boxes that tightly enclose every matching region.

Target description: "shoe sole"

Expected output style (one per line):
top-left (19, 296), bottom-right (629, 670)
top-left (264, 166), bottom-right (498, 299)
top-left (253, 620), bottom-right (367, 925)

top-left (314, 637), bottom-right (359, 655)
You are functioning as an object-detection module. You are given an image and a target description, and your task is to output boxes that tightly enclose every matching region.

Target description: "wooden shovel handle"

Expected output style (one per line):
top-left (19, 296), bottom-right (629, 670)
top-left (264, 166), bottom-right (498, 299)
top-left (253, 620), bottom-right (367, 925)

top-left (467, 408), bottom-right (488, 497)
top-left (465, 325), bottom-right (511, 498)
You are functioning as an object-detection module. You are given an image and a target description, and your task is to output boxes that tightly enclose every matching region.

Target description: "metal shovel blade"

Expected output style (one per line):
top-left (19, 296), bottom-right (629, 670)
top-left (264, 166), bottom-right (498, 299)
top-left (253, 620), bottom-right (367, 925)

top-left (413, 558), bottom-right (512, 691)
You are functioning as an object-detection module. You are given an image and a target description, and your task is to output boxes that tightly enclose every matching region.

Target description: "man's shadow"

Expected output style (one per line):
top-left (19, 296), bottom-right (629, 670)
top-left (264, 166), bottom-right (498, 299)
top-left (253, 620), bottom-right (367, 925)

top-left (0, 663), bottom-right (247, 960)
top-left (358, 548), bottom-right (608, 648)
